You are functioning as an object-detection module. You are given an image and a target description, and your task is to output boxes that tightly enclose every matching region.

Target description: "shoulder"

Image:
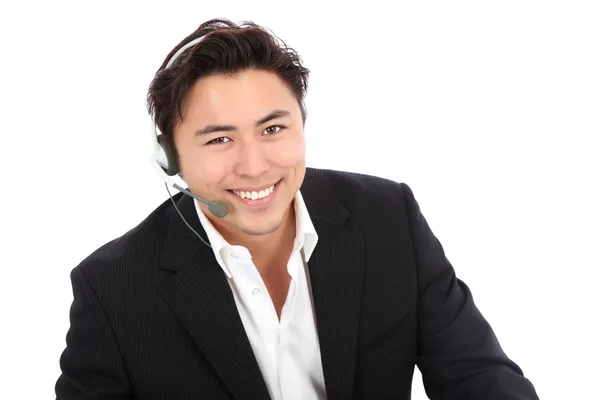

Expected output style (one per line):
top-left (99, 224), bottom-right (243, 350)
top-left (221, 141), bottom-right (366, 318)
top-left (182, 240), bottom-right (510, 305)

top-left (73, 196), bottom-right (174, 283)
top-left (304, 167), bottom-right (418, 216)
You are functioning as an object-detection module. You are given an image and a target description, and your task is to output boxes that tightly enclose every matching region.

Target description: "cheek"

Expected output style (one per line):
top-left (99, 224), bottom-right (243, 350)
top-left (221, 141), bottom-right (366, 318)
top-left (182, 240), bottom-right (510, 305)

top-left (273, 139), bottom-right (306, 168)
top-left (202, 163), bottom-right (231, 187)
top-left (181, 150), bottom-right (229, 187)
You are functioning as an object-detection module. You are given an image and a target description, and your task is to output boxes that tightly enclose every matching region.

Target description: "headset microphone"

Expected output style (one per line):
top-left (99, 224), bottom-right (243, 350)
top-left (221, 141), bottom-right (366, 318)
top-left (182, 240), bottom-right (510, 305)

top-left (149, 153), bottom-right (229, 218)
top-left (149, 35), bottom-right (229, 219)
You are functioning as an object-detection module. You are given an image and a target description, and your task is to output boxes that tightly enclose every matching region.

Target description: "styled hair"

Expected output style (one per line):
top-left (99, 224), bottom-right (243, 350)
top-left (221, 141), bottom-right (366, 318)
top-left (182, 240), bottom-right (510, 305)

top-left (146, 18), bottom-right (310, 143)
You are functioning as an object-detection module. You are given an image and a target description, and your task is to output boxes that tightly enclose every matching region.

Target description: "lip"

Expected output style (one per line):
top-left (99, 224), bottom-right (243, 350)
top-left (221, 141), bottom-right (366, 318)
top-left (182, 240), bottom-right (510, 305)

top-left (227, 180), bottom-right (282, 207)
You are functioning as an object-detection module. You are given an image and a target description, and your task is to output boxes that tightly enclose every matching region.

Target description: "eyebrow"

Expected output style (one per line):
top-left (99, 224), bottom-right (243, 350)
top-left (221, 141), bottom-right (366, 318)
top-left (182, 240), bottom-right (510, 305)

top-left (194, 109), bottom-right (291, 137)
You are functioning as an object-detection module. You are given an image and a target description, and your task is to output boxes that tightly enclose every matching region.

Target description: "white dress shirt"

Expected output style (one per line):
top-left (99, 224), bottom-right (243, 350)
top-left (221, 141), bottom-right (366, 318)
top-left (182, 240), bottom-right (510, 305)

top-left (193, 190), bottom-right (327, 400)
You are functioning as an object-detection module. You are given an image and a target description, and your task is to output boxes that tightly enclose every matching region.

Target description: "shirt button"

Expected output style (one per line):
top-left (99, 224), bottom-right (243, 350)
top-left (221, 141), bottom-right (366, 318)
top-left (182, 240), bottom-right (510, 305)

top-left (230, 252), bottom-right (238, 258)
top-left (252, 288), bottom-right (261, 295)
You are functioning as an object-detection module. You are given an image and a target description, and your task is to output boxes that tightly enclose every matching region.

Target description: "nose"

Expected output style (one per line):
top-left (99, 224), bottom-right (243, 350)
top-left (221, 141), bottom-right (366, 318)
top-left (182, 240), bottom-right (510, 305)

top-left (233, 138), bottom-right (269, 178)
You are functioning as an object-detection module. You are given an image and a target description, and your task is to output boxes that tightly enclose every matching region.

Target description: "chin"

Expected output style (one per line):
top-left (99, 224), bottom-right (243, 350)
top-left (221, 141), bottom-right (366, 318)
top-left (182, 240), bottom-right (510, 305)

top-left (233, 201), bottom-right (288, 235)
top-left (236, 217), bottom-right (283, 237)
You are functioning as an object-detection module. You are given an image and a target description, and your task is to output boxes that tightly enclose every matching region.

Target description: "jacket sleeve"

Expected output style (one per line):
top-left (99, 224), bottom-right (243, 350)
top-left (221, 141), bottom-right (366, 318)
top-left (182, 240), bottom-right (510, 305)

top-left (55, 266), bottom-right (133, 400)
top-left (402, 183), bottom-right (539, 399)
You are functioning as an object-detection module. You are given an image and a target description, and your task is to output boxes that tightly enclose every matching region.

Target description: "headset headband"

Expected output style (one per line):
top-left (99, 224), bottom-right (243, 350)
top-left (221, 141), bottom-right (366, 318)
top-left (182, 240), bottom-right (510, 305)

top-left (165, 35), bottom-right (207, 69)
top-left (149, 32), bottom-right (227, 219)
top-left (150, 35), bottom-right (208, 174)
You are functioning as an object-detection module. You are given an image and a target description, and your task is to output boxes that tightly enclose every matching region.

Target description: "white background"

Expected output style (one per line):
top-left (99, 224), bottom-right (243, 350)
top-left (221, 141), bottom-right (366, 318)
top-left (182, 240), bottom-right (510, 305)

top-left (1, 1), bottom-right (599, 399)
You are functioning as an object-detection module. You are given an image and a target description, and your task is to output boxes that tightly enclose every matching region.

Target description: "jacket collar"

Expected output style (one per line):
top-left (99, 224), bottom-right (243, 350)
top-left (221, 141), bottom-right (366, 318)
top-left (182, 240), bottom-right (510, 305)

top-left (193, 187), bottom-right (320, 278)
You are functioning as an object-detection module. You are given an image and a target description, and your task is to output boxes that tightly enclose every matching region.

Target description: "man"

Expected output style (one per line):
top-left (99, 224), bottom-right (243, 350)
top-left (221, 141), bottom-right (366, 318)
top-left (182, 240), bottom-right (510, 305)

top-left (55, 18), bottom-right (539, 399)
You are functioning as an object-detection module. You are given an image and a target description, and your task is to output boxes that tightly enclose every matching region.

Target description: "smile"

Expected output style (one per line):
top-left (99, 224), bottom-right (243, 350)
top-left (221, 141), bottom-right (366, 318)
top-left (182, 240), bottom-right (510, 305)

top-left (232, 183), bottom-right (275, 200)
top-left (227, 180), bottom-right (282, 206)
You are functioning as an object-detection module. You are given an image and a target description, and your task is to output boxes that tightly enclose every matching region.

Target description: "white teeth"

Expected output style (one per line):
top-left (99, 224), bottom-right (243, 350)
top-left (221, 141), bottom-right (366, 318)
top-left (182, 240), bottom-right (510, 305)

top-left (233, 184), bottom-right (275, 200)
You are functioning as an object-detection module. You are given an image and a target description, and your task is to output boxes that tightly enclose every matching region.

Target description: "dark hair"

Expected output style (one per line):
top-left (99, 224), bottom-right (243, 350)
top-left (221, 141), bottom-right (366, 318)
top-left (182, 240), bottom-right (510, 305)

top-left (147, 18), bottom-right (310, 143)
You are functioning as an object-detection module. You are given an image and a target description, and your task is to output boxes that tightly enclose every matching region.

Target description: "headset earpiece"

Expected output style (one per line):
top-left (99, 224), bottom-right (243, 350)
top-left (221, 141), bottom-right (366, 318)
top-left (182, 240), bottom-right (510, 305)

top-left (157, 134), bottom-right (180, 176)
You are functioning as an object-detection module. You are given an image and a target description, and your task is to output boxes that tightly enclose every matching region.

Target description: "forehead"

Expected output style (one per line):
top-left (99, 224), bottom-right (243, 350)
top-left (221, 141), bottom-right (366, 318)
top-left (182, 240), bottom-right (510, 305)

top-left (182, 69), bottom-right (299, 125)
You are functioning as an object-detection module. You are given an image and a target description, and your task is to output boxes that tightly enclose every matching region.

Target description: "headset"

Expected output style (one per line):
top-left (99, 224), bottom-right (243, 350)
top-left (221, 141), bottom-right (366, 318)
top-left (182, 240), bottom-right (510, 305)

top-left (149, 35), bottom-right (229, 248)
top-left (149, 35), bottom-right (229, 220)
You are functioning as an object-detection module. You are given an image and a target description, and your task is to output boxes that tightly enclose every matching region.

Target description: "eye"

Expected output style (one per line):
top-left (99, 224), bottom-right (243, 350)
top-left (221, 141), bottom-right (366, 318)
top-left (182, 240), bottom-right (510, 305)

top-left (206, 137), bottom-right (231, 145)
top-left (263, 125), bottom-right (284, 135)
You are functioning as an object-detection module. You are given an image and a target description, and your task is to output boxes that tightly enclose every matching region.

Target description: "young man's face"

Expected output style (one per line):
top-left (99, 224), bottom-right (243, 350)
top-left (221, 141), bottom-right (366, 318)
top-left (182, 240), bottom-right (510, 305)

top-left (172, 69), bottom-right (306, 238)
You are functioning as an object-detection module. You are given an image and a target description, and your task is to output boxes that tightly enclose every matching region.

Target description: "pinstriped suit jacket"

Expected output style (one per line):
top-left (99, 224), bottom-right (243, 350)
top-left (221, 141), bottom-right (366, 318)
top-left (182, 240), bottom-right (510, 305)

top-left (55, 167), bottom-right (539, 399)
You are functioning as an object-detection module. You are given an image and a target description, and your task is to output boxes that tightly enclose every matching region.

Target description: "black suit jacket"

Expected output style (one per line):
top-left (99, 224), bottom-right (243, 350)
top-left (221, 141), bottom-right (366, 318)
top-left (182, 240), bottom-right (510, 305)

top-left (55, 167), bottom-right (538, 399)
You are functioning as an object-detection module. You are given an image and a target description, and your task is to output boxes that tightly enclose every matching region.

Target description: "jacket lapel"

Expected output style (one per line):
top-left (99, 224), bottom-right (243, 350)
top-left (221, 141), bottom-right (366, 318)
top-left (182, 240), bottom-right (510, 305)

top-left (157, 193), bottom-right (271, 400)
top-left (301, 169), bottom-right (366, 400)
top-left (156, 168), bottom-right (366, 400)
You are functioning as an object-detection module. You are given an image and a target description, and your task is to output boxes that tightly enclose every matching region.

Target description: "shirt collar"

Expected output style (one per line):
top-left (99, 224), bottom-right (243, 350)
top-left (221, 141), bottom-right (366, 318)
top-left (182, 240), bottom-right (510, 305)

top-left (193, 189), bottom-right (319, 278)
